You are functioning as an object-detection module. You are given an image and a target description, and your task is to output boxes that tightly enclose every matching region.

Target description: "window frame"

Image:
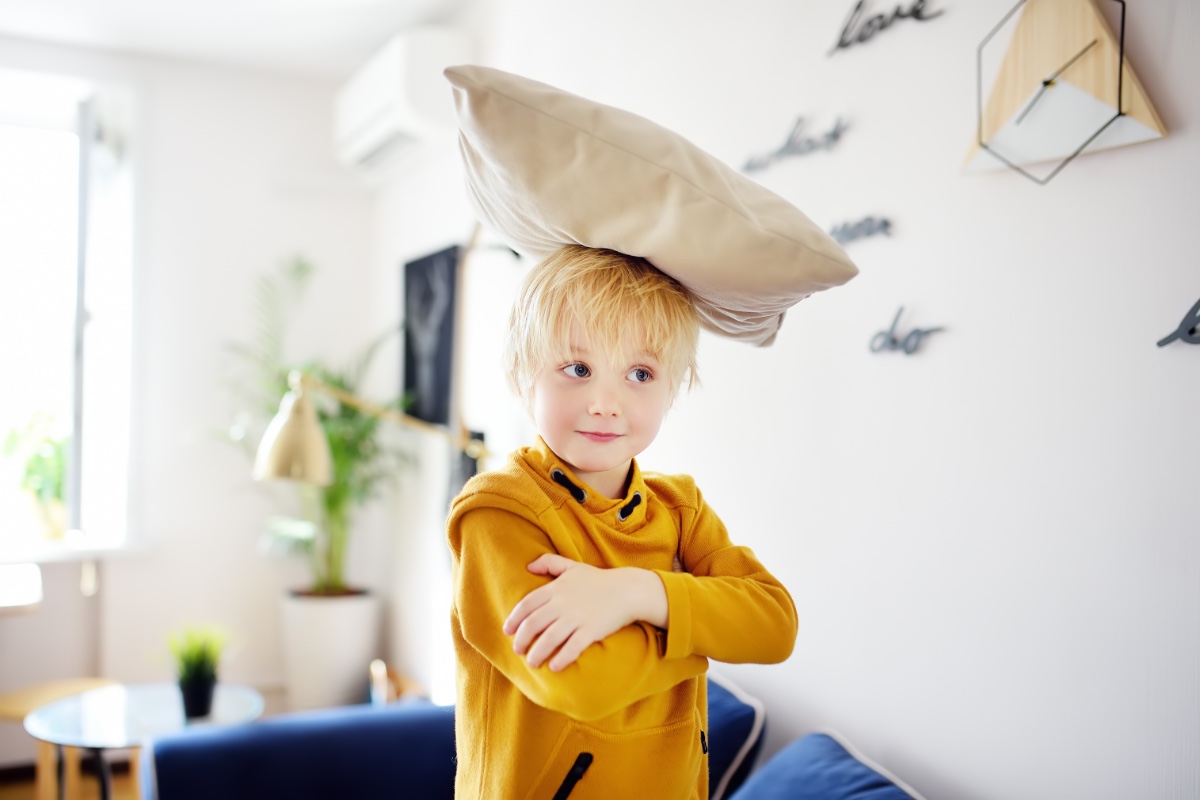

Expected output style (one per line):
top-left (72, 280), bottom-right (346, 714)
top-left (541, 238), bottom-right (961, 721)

top-left (0, 68), bottom-right (135, 566)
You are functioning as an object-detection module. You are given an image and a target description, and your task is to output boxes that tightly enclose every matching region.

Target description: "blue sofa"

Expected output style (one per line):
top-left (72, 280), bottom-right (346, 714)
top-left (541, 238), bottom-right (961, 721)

top-left (140, 673), bottom-right (923, 799)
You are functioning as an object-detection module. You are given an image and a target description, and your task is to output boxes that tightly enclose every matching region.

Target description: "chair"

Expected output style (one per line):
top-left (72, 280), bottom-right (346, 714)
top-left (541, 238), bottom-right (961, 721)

top-left (0, 677), bottom-right (119, 800)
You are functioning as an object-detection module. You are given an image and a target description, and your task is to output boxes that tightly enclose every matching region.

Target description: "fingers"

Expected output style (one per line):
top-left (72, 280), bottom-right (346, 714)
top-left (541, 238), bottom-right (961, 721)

top-left (510, 601), bottom-right (560, 657)
top-left (524, 621), bottom-right (599, 671)
top-left (505, 555), bottom-right (608, 670)
top-left (526, 553), bottom-right (575, 576)
top-left (506, 555), bottom-right (581, 637)
top-left (503, 586), bottom-right (549, 637)
top-left (523, 618), bottom-right (577, 669)
top-left (547, 630), bottom-right (593, 672)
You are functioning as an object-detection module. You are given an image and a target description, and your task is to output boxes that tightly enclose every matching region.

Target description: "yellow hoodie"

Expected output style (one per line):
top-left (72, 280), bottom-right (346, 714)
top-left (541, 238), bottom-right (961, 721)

top-left (447, 438), bottom-right (797, 800)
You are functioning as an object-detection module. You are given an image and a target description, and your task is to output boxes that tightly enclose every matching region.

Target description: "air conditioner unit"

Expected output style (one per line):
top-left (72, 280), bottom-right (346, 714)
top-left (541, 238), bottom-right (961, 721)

top-left (334, 27), bottom-right (471, 171)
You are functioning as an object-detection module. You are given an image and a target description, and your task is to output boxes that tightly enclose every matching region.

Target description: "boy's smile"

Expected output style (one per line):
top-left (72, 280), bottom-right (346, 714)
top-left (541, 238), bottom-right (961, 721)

top-left (578, 431), bottom-right (620, 442)
top-left (531, 326), bottom-right (673, 500)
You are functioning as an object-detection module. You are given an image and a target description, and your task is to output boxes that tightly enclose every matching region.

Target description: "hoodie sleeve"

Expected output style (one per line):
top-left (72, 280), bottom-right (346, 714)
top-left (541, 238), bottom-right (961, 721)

top-left (449, 497), bottom-right (708, 721)
top-left (653, 482), bottom-right (798, 664)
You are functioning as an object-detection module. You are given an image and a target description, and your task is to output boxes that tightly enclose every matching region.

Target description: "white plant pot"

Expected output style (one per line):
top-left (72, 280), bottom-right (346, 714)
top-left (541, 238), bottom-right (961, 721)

top-left (280, 591), bottom-right (381, 710)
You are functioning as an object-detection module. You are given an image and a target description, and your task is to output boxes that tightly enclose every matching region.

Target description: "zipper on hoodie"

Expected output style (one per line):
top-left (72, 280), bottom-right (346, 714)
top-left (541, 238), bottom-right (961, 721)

top-left (700, 730), bottom-right (708, 754)
top-left (552, 752), bottom-right (594, 800)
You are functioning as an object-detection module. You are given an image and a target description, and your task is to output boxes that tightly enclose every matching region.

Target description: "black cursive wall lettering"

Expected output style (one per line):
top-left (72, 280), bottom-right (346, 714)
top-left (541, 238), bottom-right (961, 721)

top-left (871, 307), bottom-right (944, 355)
top-left (1157, 298), bottom-right (1200, 347)
top-left (744, 117), bottom-right (848, 172)
top-left (830, 216), bottom-right (893, 245)
top-left (831, 0), bottom-right (945, 55)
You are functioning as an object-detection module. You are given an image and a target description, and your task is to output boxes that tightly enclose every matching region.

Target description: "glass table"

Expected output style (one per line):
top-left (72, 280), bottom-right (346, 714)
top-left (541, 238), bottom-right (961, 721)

top-left (24, 682), bottom-right (264, 800)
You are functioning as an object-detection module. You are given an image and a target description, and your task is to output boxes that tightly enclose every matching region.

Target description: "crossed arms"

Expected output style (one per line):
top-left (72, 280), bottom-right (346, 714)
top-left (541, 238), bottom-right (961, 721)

top-left (449, 488), bottom-right (797, 721)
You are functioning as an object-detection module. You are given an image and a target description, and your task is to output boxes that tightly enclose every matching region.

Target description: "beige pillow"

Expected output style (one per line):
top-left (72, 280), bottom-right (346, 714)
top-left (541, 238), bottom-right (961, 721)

top-left (445, 65), bottom-right (858, 346)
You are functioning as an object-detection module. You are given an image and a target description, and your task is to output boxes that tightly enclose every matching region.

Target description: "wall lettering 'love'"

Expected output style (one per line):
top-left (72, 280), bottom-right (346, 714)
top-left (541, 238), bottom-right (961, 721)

top-left (831, 0), bottom-right (944, 54)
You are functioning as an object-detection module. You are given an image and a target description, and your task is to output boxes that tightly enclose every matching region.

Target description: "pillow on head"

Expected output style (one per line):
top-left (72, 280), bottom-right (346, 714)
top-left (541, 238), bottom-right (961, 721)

top-left (445, 65), bottom-right (857, 347)
top-left (728, 731), bottom-right (927, 800)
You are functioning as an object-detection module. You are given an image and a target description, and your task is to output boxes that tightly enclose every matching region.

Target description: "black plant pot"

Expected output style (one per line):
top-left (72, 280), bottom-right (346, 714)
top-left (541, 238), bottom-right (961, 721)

top-left (179, 678), bottom-right (216, 719)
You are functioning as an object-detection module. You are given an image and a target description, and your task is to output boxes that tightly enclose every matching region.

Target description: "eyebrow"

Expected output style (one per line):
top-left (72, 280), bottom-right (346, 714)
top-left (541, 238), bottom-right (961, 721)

top-left (563, 339), bottom-right (658, 363)
top-left (572, 352), bottom-right (662, 367)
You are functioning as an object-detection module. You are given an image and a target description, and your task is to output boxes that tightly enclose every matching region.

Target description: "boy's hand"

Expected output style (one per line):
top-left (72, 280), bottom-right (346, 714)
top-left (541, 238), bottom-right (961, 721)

top-left (503, 554), bottom-right (667, 672)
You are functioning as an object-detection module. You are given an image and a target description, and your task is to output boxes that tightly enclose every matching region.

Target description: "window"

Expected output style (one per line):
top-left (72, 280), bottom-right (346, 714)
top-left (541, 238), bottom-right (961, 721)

top-left (0, 68), bottom-right (134, 564)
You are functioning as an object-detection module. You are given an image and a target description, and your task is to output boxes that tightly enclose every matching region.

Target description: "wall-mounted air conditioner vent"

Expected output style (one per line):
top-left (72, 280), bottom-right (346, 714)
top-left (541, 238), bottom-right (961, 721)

top-left (334, 27), bottom-right (470, 173)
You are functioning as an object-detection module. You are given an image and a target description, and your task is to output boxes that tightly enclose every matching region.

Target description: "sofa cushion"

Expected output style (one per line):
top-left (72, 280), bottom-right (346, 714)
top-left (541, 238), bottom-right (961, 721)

top-left (444, 64), bottom-right (857, 347)
top-left (706, 671), bottom-right (766, 800)
top-left (728, 731), bottom-right (926, 800)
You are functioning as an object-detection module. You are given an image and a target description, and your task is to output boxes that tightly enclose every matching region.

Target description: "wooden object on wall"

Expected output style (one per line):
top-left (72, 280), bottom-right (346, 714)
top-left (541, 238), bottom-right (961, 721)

top-left (965, 0), bottom-right (1166, 175)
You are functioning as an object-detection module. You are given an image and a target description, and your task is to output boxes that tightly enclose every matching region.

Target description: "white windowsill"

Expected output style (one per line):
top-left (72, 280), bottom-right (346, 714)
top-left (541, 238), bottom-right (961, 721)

top-left (0, 537), bottom-right (138, 566)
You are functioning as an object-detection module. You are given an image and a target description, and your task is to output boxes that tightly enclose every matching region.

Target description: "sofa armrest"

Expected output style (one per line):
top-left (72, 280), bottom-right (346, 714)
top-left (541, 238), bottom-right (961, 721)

top-left (707, 671), bottom-right (766, 800)
top-left (140, 700), bottom-right (455, 800)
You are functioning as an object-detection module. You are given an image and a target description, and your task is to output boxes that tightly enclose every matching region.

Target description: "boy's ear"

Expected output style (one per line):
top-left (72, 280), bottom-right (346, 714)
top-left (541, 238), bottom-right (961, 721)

top-left (445, 65), bottom-right (858, 348)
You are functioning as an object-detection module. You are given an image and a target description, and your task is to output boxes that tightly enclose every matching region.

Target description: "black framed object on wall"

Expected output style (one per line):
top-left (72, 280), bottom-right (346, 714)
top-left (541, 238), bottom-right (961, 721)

top-left (403, 245), bottom-right (459, 426)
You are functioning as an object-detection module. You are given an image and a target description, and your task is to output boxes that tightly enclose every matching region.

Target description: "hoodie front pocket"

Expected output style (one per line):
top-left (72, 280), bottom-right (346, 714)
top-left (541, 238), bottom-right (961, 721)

top-left (525, 709), bottom-right (703, 800)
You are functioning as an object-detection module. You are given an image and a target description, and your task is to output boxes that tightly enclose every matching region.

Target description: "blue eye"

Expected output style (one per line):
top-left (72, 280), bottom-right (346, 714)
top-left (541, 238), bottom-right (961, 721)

top-left (562, 363), bottom-right (590, 378)
top-left (628, 367), bottom-right (652, 383)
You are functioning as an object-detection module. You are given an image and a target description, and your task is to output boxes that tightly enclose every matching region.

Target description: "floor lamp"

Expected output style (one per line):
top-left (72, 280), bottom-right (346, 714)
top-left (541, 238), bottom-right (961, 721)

top-left (253, 369), bottom-right (490, 484)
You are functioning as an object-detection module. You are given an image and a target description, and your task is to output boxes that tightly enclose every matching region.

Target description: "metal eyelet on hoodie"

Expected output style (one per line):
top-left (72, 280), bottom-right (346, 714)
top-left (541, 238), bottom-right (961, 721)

top-left (618, 491), bottom-right (642, 522)
top-left (550, 469), bottom-right (587, 503)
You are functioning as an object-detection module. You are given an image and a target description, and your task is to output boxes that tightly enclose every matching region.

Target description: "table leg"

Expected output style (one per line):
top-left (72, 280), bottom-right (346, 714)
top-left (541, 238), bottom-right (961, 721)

top-left (90, 749), bottom-right (111, 800)
top-left (44, 745), bottom-right (82, 800)
top-left (130, 748), bottom-right (142, 800)
top-left (63, 747), bottom-right (82, 800)
top-left (34, 742), bottom-right (57, 800)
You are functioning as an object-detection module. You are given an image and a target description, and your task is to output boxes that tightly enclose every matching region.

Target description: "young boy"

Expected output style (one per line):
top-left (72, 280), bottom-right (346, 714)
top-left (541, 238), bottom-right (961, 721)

top-left (446, 244), bottom-right (798, 800)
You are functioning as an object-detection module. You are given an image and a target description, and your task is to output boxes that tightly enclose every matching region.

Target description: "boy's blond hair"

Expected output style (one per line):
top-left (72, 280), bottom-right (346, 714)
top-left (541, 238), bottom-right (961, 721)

top-left (505, 245), bottom-right (700, 404)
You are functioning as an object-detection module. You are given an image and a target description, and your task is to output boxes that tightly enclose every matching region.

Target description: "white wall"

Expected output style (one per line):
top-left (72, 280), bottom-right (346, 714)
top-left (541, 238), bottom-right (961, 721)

top-left (377, 1), bottom-right (1200, 799)
top-left (1, 1), bottom-right (1195, 795)
top-left (369, 137), bottom-right (535, 699)
top-left (0, 36), bottom-right (391, 764)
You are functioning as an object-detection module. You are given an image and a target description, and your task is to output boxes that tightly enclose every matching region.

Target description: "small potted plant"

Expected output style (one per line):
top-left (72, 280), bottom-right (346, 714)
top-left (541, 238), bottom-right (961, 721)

top-left (168, 624), bottom-right (228, 719)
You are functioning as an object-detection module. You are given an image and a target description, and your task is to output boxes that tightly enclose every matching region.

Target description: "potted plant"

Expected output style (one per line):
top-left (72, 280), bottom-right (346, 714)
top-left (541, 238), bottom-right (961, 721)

top-left (227, 257), bottom-right (410, 591)
top-left (168, 624), bottom-right (227, 719)
top-left (3, 413), bottom-right (69, 540)
top-left (225, 257), bottom-right (410, 708)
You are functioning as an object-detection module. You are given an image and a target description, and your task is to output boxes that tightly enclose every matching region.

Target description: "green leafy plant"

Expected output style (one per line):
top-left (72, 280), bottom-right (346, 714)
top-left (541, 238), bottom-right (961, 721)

top-left (168, 624), bottom-right (228, 685)
top-left (3, 413), bottom-right (68, 503)
top-left (3, 413), bottom-right (70, 537)
top-left (224, 257), bottom-right (411, 595)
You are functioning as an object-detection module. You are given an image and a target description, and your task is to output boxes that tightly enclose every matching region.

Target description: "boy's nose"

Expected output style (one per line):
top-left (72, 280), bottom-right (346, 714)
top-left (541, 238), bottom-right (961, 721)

top-left (587, 385), bottom-right (620, 416)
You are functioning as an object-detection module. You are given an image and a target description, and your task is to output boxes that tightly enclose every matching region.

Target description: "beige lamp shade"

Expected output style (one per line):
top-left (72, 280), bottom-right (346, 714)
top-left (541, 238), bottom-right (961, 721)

top-left (253, 388), bottom-right (333, 486)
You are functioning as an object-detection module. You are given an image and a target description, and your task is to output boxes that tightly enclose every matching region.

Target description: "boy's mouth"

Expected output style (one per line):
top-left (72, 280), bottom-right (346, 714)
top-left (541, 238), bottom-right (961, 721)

top-left (578, 431), bottom-right (621, 442)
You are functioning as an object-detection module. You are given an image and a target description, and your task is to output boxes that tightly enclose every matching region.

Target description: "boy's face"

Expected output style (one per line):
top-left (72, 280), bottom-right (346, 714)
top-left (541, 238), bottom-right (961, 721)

top-left (530, 323), bottom-right (673, 500)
